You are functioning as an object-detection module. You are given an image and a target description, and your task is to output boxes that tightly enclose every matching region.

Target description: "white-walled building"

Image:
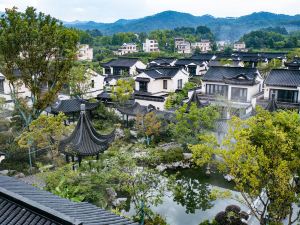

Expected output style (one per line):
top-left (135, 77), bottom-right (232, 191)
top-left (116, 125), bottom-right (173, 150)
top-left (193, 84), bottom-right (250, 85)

top-left (102, 58), bottom-right (146, 89)
top-left (117, 43), bottom-right (138, 56)
top-left (102, 58), bottom-right (146, 76)
top-left (233, 42), bottom-right (247, 52)
top-left (174, 58), bottom-right (208, 76)
top-left (82, 69), bottom-right (105, 98)
top-left (177, 42), bottom-right (191, 54)
top-left (0, 72), bottom-right (31, 103)
top-left (134, 67), bottom-right (189, 110)
top-left (77, 44), bottom-right (93, 61)
top-left (264, 69), bottom-right (300, 108)
top-left (191, 40), bottom-right (212, 53)
top-left (143, 39), bottom-right (160, 53)
top-left (201, 66), bottom-right (263, 117)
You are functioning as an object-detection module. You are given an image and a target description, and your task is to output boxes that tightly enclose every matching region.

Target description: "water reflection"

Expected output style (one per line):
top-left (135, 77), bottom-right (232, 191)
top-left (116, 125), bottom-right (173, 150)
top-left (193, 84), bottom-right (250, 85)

top-left (171, 173), bottom-right (213, 213)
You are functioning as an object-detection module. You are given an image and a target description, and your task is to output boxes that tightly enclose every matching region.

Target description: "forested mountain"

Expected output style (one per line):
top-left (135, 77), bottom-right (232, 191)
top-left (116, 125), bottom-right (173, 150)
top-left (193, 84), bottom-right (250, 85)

top-left (64, 11), bottom-right (300, 41)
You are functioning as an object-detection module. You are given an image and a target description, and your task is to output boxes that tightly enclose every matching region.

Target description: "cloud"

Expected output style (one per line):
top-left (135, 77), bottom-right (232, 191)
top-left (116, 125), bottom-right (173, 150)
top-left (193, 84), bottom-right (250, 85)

top-left (0, 0), bottom-right (299, 22)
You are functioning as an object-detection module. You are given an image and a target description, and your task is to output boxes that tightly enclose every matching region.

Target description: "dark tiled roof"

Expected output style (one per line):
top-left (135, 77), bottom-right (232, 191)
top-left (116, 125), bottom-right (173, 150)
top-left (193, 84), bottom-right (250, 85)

top-left (190, 53), bottom-right (215, 61)
top-left (139, 67), bottom-right (183, 80)
top-left (117, 102), bottom-right (149, 116)
top-left (0, 175), bottom-right (137, 225)
top-left (149, 58), bottom-right (176, 66)
top-left (186, 90), bottom-right (209, 111)
top-left (0, 151), bottom-right (5, 156)
top-left (174, 58), bottom-right (204, 66)
top-left (47, 99), bottom-right (99, 114)
top-left (265, 69), bottom-right (300, 87)
top-left (104, 75), bottom-right (123, 83)
top-left (59, 110), bottom-right (114, 156)
top-left (102, 58), bottom-right (140, 68)
top-left (284, 57), bottom-right (300, 68)
top-left (203, 66), bottom-right (259, 85)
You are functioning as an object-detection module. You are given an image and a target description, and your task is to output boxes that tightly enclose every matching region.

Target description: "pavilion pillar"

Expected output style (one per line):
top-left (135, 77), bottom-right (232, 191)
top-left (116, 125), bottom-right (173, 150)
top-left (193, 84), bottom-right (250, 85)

top-left (96, 154), bottom-right (99, 160)
top-left (66, 154), bottom-right (69, 163)
top-left (78, 156), bottom-right (82, 167)
top-left (126, 114), bottom-right (129, 127)
top-left (71, 155), bottom-right (75, 170)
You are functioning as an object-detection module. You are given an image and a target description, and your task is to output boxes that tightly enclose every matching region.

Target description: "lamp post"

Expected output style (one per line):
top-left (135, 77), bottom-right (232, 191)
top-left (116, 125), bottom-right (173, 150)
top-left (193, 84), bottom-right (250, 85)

top-left (0, 151), bottom-right (5, 163)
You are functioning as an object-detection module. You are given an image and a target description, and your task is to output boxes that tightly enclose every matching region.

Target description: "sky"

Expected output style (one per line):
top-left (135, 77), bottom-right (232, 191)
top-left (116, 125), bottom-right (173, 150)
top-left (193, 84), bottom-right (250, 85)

top-left (0, 0), bottom-right (300, 23)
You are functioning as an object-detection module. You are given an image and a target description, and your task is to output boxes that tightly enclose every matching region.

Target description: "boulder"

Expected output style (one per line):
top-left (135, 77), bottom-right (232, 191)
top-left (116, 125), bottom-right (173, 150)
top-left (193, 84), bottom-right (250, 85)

top-left (183, 153), bottom-right (192, 160)
top-left (14, 172), bottom-right (25, 178)
top-left (0, 170), bottom-right (9, 175)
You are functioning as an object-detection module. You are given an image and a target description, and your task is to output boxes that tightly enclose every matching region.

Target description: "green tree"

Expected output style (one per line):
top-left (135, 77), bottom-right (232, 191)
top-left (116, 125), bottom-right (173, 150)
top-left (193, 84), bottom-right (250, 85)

top-left (170, 103), bottom-right (220, 145)
top-left (111, 78), bottom-right (134, 105)
top-left (0, 7), bottom-right (78, 127)
top-left (193, 108), bottom-right (300, 225)
top-left (257, 59), bottom-right (282, 78)
top-left (68, 65), bottom-right (92, 98)
top-left (136, 111), bottom-right (161, 145)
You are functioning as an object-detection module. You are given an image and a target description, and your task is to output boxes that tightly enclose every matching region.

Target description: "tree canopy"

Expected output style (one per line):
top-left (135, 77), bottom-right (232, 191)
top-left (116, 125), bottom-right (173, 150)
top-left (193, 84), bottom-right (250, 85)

top-left (0, 7), bottom-right (78, 127)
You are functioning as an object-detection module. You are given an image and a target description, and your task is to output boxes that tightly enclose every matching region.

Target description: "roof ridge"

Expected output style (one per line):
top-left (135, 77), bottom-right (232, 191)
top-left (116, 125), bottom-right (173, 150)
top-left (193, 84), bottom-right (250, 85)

top-left (0, 185), bottom-right (82, 225)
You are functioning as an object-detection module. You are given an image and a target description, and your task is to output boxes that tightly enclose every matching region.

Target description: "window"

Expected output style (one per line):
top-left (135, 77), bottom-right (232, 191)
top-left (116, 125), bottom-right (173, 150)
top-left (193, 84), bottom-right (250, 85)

top-left (206, 84), bottom-right (228, 97)
top-left (105, 68), bottom-right (111, 75)
top-left (270, 89), bottom-right (298, 103)
top-left (139, 82), bottom-right (148, 92)
top-left (91, 80), bottom-right (95, 88)
top-left (163, 80), bottom-right (168, 90)
top-left (177, 79), bottom-right (183, 89)
top-left (231, 87), bottom-right (247, 102)
top-left (0, 80), bottom-right (4, 93)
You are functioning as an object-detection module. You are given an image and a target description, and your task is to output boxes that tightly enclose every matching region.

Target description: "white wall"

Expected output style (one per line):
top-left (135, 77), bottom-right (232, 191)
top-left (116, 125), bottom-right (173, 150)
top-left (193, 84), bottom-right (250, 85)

top-left (135, 69), bottom-right (189, 93)
top-left (135, 99), bottom-right (166, 111)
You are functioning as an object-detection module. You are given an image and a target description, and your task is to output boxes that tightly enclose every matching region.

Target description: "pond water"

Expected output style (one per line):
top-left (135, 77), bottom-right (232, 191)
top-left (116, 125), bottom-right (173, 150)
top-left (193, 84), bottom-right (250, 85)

top-left (125, 167), bottom-right (248, 225)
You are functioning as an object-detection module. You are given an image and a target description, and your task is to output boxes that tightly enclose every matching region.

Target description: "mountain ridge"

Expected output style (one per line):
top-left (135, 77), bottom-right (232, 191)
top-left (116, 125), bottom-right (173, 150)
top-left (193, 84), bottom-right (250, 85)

top-left (64, 11), bottom-right (300, 40)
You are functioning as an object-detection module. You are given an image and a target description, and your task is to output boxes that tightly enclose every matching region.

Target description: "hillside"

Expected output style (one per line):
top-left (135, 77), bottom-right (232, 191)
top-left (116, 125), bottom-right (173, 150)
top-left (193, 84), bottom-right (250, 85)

top-left (64, 11), bottom-right (300, 41)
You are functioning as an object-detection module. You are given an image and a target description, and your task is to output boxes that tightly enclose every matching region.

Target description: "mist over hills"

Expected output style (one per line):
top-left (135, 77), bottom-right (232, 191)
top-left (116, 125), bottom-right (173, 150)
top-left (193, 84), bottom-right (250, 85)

top-left (64, 10), bottom-right (300, 41)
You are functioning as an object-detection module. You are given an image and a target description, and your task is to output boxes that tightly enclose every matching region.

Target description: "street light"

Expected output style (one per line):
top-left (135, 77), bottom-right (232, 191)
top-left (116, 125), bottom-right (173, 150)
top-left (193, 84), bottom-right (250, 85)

top-left (0, 151), bottom-right (6, 163)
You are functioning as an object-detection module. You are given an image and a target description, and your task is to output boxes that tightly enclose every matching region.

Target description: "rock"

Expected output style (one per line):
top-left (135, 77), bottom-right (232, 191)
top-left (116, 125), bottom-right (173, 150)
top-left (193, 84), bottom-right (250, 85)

top-left (224, 174), bottom-right (235, 182)
top-left (159, 142), bottom-right (181, 151)
top-left (106, 188), bottom-right (117, 202)
top-left (0, 170), bottom-right (9, 175)
top-left (183, 153), bottom-right (192, 160)
top-left (112, 198), bottom-right (127, 207)
top-left (156, 164), bottom-right (167, 172)
top-left (115, 128), bottom-right (125, 139)
top-left (14, 172), bottom-right (25, 178)
top-left (130, 130), bottom-right (137, 138)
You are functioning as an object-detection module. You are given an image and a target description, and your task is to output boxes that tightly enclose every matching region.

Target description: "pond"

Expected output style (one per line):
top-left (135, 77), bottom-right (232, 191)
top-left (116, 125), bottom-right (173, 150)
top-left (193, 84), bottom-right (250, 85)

top-left (125, 167), bottom-right (248, 225)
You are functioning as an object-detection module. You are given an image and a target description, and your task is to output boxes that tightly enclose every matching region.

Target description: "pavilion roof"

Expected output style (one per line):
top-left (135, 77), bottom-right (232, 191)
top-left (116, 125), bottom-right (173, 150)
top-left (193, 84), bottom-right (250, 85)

top-left (46, 99), bottom-right (99, 114)
top-left (59, 106), bottom-right (114, 156)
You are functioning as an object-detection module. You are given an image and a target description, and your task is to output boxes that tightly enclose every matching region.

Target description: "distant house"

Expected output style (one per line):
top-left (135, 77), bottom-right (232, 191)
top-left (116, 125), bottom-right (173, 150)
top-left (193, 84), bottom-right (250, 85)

top-left (0, 71), bottom-right (31, 104)
top-left (0, 175), bottom-right (137, 225)
top-left (83, 69), bottom-right (105, 98)
top-left (264, 69), bottom-right (300, 108)
top-left (174, 37), bottom-right (185, 48)
top-left (191, 40), bottom-right (212, 53)
top-left (102, 58), bottom-right (146, 76)
top-left (284, 57), bottom-right (300, 70)
top-left (77, 44), bottom-right (93, 61)
top-left (117, 43), bottom-right (138, 55)
top-left (148, 57), bottom-right (177, 68)
top-left (134, 67), bottom-right (189, 110)
top-left (175, 37), bottom-right (191, 54)
top-left (177, 41), bottom-right (191, 54)
top-left (101, 58), bottom-right (146, 88)
top-left (233, 41), bottom-right (247, 52)
top-left (174, 58), bottom-right (208, 76)
top-left (143, 39), bottom-right (160, 52)
top-left (201, 66), bottom-right (263, 117)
